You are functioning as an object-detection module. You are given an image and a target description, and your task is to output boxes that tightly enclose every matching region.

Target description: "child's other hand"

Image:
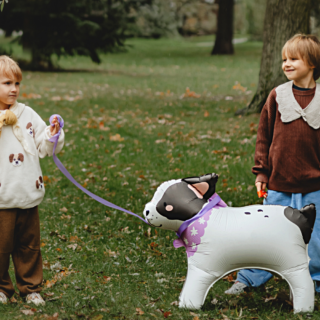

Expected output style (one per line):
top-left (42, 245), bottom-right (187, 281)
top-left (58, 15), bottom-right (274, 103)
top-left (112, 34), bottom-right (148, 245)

top-left (256, 182), bottom-right (268, 198)
top-left (50, 115), bottom-right (60, 136)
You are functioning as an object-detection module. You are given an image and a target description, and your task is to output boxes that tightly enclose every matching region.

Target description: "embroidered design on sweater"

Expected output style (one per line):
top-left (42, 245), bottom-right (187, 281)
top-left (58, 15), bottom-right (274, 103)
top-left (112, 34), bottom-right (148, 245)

top-left (36, 176), bottom-right (44, 189)
top-left (9, 153), bottom-right (24, 167)
top-left (26, 122), bottom-right (35, 138)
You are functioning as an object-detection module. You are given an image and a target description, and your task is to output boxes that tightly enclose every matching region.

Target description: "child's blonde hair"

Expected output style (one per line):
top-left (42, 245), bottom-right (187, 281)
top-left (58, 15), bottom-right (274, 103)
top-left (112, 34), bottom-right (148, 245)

top-left (282, 34), bottom-right (320, 81)
top-left (0, 56), bottom-right (22, 82)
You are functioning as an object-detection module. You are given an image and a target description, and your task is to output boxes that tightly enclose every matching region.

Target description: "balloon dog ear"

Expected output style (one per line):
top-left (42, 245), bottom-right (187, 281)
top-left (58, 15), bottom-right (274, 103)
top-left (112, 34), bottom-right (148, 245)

top-left (182, 173), bottom-right (219, 200)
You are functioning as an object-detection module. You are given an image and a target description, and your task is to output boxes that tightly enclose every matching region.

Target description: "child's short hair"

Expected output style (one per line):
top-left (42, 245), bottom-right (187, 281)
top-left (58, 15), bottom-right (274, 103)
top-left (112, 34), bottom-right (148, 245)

top-left (0, 56), bottom-right (22, 82)
top-left (282, 34), bottom-right (320, 81)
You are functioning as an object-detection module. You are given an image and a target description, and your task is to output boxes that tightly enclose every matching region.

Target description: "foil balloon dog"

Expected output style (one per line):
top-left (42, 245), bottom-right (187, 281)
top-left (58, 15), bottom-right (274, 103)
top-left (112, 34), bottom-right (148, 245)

top-left (143, 173), bottom-right (316, 313)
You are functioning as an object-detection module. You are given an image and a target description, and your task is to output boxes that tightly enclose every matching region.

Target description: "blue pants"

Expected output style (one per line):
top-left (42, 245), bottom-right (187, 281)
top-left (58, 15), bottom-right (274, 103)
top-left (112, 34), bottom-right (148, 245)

top-left (237, 189), bottom-right (320, 292)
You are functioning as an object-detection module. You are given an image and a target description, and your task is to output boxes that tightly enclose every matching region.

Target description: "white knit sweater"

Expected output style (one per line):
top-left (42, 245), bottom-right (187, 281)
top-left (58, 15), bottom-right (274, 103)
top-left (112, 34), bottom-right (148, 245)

top-left (0, 102), bottom-right (65, 209)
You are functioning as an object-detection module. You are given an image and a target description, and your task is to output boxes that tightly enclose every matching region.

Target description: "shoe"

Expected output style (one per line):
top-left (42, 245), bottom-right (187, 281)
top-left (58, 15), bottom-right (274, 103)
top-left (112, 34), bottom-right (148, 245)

top-left (225, 281), bottom-right (248, 295)
top-left (26, 292), bottom-right (45, 306)
top-left (0, 292), bottom-right (7, 304)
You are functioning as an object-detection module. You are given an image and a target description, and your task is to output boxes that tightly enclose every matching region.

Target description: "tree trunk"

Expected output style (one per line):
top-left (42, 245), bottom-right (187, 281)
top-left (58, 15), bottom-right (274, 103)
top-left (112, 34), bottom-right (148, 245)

top-left (211, 0), bottom-right (234, 55)
top-left (238, 0), bottom-right (311, 114)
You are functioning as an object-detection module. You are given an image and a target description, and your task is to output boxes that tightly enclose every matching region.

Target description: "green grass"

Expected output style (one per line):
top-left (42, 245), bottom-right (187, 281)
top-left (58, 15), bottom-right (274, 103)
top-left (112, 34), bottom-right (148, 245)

top-left (0, 36), bottom-right (317, 319)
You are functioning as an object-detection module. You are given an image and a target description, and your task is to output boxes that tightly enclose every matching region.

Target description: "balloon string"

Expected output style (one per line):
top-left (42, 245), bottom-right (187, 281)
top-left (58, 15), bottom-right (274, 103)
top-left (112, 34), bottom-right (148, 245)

top-left (49, 114), bottom-right (149, 225)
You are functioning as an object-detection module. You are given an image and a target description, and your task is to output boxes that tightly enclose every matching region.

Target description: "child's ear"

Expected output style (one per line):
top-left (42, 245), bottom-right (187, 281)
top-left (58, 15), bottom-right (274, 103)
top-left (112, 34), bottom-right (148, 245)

top-left (182, 173), bottom-right (219, 200)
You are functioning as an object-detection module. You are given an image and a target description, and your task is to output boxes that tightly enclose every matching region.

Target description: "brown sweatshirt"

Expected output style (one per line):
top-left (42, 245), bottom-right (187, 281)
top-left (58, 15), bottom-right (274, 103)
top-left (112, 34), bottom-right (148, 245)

top-left (253, 85), bottom-right (320, 193)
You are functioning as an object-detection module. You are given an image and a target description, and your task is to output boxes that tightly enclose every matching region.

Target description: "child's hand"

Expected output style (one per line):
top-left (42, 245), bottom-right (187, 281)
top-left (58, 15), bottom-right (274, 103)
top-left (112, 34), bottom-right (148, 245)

top-left (50, 115), bottom-right (60, 136)
top-left (256, 182), bottom-right (268, 198)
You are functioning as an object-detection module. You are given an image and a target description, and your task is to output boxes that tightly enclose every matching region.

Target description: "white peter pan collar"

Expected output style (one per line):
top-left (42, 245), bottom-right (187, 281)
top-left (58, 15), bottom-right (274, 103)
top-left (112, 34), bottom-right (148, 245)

top-left (275, 80), bottom-right (320, 129)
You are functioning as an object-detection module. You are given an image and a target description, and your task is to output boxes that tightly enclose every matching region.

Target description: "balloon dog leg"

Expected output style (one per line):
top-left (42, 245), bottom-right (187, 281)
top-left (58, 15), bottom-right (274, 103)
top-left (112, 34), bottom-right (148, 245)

top-left (282, 265), bottom-right (314, 313)
top-left (179, 264), bottom-right (218, 309)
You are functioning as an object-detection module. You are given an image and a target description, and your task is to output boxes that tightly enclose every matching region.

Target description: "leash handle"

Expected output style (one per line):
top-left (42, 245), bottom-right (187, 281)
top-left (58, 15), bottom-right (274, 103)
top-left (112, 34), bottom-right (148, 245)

top-left (49, 115), bottom-right (149, 225)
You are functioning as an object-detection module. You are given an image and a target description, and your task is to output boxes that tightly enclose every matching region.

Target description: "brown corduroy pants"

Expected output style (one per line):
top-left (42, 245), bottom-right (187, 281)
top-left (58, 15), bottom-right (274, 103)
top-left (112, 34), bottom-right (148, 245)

top-left (0, 206), bottom-right (43, 298)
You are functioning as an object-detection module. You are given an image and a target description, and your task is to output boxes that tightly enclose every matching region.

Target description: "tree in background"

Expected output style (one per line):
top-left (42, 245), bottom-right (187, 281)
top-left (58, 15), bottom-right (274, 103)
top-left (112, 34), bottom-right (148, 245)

top-left (239, 0), bottom-right (311, 113)
top-left (211, 0), bottom-right (234, 55)
top-left (0, 0), bottom-right (151, 69)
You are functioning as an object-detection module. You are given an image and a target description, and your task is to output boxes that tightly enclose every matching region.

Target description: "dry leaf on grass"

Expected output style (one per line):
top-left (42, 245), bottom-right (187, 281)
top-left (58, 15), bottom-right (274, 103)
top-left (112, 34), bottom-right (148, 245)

top-left (59, 207), bottom-right (68, 213)
top-left (190, 312), bottom-right (199, 316)
top-left (136, 307), bottom-right (144, 315)
top-left (110, 134), bottom-right (124, 142)
top-left (163, 311), bottom-right (171, 318)
top-left (21, 309), bottom-right (34, 315)
top-left (232, 82), bottom-right (247, 92)
top-left (67, 244), bottom-right (78, 251)
top-left (170, 301), bottom-right (179, 306)
top-left (264, 294), bottom-right (277, 302)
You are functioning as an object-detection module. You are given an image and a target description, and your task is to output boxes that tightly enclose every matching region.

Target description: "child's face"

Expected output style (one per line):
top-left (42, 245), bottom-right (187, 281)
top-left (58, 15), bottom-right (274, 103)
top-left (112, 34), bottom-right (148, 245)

top-left (0, 74), bottom-right (20, 110)
top-left (282, 51), bottom-right (314, 84)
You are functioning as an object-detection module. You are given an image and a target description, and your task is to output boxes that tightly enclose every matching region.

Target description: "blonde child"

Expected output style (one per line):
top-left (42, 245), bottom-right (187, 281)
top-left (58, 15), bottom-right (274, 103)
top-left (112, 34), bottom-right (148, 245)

top-left (225, 34), bottom-right (320, 295)
top-left (0, 56), bottom-right (64, 305)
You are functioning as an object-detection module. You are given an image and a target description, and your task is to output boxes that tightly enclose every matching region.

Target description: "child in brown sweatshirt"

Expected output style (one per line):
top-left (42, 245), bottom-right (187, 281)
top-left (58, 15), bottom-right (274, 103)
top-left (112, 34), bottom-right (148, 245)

top-left (225, 34), bottom-right (320, 295)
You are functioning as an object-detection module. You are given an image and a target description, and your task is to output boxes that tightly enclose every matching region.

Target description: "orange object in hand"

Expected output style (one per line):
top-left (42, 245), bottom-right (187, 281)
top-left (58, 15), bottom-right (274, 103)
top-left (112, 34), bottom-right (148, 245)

top-left (257, 190), bottom-right (267, 198)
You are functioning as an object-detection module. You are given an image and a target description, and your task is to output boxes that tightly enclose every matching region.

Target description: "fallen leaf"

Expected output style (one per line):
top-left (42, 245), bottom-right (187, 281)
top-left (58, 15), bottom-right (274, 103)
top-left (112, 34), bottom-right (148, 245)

top-left (110, 134), bottom-right (124, 142)
top-left (204, 111), bottom-right (209, 117)
top-left (21, 310), bottom-right (34, 315)
top-left (67, 244), bottom-right (78, 251)
top-left (180, 87), bottom-right (201, 99)
top-left (43, 175), bottom-right (51, 182)
top-left (163, 311), bottom-right (171, 318)
top-left (232, 82), bottom-right (247, 92)
top-left (59, 207), bottom-right (68, 213)
top-left (99, 121), bottom-right (110, 131)
top-left (264, 294), bottom-right (277, 302)
top-left (136, 307), bottom-right (144, 315)
top-left (190, 312), bottom-right (199, 316)
top-left (170, 301), bottom-right (179, 306)
top-left (44, 292), bottom-right (54, 297)
top-left (70, 235), bottom-right (80, 242)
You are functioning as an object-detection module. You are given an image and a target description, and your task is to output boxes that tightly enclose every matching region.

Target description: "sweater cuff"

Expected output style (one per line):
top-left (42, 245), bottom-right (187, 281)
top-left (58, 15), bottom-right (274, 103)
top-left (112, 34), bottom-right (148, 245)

top-left (255, 173), bottom-right (269, 184)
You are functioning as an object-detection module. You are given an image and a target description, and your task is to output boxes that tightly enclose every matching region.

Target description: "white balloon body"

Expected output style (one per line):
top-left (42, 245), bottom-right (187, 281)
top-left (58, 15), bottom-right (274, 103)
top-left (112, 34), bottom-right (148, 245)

top-left (177, 204), bottom-right (314, 313)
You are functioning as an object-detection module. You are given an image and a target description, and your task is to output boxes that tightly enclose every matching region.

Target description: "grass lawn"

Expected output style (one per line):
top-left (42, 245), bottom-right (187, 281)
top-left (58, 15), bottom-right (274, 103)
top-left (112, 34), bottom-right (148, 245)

top-left (0, 35), bottom-right (317, 319)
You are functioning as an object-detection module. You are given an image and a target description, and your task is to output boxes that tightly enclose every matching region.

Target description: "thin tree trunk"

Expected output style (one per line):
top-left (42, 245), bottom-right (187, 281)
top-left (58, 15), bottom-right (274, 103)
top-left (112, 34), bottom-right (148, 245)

top-left (211, 0), bottom-right (234, 55)
top-left (237, 0), bottom-right (311, 114)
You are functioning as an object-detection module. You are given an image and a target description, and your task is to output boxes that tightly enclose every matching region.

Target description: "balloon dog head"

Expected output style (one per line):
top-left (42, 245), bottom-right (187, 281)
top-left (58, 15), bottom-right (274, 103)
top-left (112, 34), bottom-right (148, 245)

top-left (143, 173), bottom-right (218, 231)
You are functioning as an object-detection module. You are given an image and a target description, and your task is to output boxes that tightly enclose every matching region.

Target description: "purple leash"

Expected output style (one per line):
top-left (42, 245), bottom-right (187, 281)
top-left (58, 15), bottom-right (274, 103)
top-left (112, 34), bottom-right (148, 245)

top-left (49, 114), bottom-right (149, 224)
